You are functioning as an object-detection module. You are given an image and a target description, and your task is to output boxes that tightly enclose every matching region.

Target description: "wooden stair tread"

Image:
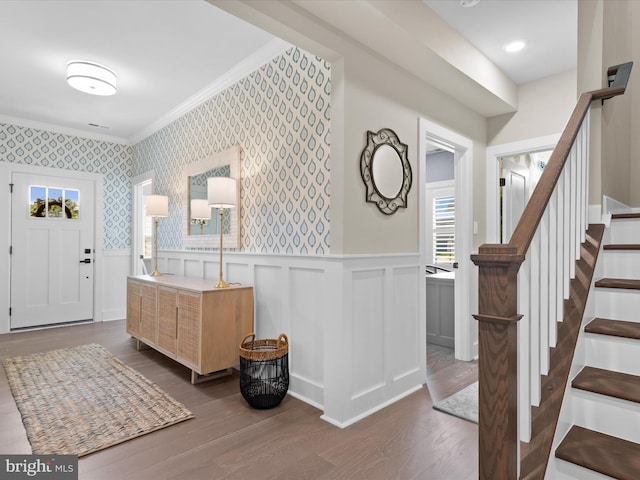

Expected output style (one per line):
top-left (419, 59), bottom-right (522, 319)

top-left (556, 425), bottom-right (640, 480)
top-left (585, 318), bottom-right (640, 340)
top-left (572, 367), bottom-right (640, 404)
top-left (595, 278), bottom-right (640, 290)
top-left (611, 212), bottom-right (640, 219)
top-left (603, 244), bottom-right (640, 250)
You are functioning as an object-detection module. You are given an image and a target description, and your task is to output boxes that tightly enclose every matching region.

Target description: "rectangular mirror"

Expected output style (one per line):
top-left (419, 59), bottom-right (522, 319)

top-left (182, 145), bottom-right (241, 249)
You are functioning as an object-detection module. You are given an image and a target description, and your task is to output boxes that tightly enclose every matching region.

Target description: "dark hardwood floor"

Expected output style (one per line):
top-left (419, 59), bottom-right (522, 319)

top-left (0, 321), bottom-right (478, 479)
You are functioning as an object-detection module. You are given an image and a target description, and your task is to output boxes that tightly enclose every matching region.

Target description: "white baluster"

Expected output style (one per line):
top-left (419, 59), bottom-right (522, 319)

top-left (575, 128), bottom-right (584, 250)
top-left (540, 205), bottom-right (550, 374)
top-left (584, 115), bottom-right (591, 228)
top-left (518, 254), bottom-right (531, 442)
top-left (563, 164), bottom-right (571, 298)
top-left (530, 227), bottom-right (541, 407)
top-left (568, 147), bottom-right (577, 276)
top-left (548, 188), bottom-right (558, 347)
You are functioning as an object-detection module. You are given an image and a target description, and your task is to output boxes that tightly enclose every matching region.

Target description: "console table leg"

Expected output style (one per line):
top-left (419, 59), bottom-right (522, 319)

top-left (191, 368), bottom-right (233, 384)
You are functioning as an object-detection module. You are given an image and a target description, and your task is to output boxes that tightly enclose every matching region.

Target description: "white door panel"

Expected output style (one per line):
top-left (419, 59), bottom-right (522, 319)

top-left (11, 172), bottom-right (94, 329)
top-left (502, 159), bottom-right (529, 243)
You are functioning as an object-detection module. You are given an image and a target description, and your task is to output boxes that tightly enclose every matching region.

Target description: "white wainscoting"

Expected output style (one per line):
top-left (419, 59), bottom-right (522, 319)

top-left (156, 250), bottom-right (426, 428)
top-left (102, 249), bottom-right (131, 322)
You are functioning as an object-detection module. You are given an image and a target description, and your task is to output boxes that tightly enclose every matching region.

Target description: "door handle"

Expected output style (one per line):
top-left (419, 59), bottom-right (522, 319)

top-left (80, 259), bottom-right (91, 264)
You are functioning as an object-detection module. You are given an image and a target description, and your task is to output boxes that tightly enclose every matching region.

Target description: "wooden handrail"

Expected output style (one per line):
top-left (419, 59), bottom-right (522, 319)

top-left (509, 86), bottom-right (625, 255)
top-left (472, 62), bottom-right (631, 480)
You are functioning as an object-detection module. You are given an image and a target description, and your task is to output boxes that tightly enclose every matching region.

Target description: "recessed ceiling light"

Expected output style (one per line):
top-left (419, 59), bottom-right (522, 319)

top-left (460, 0), bottom-right (480, 6)
top-left (67, 61), bottom-right (117, 96)
top-left (503, 41), bottom-right (526, 53)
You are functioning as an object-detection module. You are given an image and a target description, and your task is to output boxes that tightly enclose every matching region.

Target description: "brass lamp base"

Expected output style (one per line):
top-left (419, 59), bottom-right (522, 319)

top-left (150, 216), bottom-right (162, 277)
top-left (214, 279), bottom-right (230, 288)
top-left (213, 207), bottom-right (231, 289)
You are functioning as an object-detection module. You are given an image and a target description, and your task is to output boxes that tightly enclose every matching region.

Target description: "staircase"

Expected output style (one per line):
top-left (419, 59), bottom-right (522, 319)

top-left (552, 213), bottom-right (640, 479)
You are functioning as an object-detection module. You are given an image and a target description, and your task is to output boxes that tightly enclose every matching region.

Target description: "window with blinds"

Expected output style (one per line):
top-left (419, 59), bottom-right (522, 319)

top-left (433, 194), bottom-right (455, 264)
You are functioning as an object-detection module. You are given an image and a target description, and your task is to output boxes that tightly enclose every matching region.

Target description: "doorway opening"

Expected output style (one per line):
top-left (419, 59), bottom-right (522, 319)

top-left (131, 172), bottom-right (154, 275)
top-left (425, 147), bottom-right (455, 349)
top-left (419, 118), bottom-right (475, 362)
top-left (486, 134), bottom-right (559, 244)
top-left (499, 150), bottom-right (552, 243)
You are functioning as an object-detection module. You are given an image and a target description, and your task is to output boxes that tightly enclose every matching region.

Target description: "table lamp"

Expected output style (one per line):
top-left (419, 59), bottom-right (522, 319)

top-left (190, 198), bottom-right (211, 235)
top-left (207, 177), bottom-right (237, 288)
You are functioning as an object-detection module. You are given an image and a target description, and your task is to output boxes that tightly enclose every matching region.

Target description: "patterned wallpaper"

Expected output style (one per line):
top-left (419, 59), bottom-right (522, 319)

top-left (0, 124), bottom-right (132, 249)
top-left (133, 47), bottom-right (331, 254)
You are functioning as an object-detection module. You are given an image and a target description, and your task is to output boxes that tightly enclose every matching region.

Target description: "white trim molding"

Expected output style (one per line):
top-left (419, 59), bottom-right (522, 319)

top-left (486, 134), bottom-right (561, 244)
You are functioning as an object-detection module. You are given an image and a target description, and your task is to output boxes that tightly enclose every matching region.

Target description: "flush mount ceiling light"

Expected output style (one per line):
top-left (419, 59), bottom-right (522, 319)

top-left (503, 41), bottom-right (526, 53)
top-left (66, 61), bottom-right (117, 96)
top-left (460, 0), bottom-right (480, 7)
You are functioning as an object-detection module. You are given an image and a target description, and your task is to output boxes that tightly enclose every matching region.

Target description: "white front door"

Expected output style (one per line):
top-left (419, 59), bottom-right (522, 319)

top-left (10, 172), bottom-right (95, 329)
top-left (502, 159), bottom-right (529, 243)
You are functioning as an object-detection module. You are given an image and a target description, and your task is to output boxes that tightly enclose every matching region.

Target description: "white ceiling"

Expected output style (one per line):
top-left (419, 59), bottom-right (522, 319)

top-left (0, 0), bottom-right (289, 144)
top-left (0, 0), bottom-right (577, 145)
top-left (424, 0), bottom-right (577, 85)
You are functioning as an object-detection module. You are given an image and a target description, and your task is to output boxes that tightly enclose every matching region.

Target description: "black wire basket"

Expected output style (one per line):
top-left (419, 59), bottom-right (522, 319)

top-left (239, 333), bottom-right (289, 409)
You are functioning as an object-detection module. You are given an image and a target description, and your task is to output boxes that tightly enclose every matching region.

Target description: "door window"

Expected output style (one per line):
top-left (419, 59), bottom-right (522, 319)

top-left (29, 186), bottom-right (80, 219)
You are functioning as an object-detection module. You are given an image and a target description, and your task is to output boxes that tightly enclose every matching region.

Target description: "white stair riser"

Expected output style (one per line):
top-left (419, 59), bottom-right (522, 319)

top-left (608, 220), bottom-right (640, 244)
top-left (571, 390), bottom-right (640, 445)
top-left (549, 456), bottom-right (613, 480)
top-left (594, 289), bottom-right (640, 320)
top-left (601, 251), bottom-right (640, 277)
top-left (584, 334), bottom-right (640, 376)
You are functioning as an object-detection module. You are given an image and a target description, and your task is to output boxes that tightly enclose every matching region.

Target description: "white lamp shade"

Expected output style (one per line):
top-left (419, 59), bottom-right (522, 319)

top-left (67, 61), bottom-right (117, 96)
top-left (145, 195), bottom-right (168, 217)
top-left (208, 177), bottom-right (237, 208)
top-left (191, 199), bottom-right (211, 220)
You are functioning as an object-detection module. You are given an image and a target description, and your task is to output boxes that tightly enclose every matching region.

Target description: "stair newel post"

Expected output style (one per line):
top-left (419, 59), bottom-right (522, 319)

top-left (471, 244), bottom-right (525, 480)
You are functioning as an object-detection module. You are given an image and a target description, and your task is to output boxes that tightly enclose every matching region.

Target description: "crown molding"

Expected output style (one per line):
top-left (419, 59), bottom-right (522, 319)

top-left (128, 37), bottom-right (292, 145)
top-left (0, 114), bottom-right (130, 145)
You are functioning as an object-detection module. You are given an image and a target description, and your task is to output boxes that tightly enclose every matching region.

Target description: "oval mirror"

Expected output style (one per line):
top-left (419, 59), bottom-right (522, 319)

top-left (372, 144), bottom-right (403, 199)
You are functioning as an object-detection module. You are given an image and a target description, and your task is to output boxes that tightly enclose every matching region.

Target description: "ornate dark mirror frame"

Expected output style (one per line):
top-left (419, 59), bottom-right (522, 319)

top-left (360, 128), bottom-right (412, 215)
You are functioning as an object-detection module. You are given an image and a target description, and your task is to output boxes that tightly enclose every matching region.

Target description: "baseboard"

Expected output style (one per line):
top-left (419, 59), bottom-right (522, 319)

top-left (102, 310), bottom-right (125, 322)
top-left (320, 384), bottom-right (425, 429)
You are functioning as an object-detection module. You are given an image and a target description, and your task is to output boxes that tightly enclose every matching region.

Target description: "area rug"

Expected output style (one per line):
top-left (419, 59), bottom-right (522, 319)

top-left (432, 381), bottom-right (478, 424)
top-left (2, 343), bottom-right (194, 457)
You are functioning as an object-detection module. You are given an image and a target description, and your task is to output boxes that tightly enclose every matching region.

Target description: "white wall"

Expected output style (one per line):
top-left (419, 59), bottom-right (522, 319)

top-left (102, 250), bottom-right (130, 322)
top-left (488, 69), bottom-right (577, 147)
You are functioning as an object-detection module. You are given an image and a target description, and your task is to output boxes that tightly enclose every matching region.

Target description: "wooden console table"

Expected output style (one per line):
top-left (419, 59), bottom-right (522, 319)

top-left (126, 275), bottom-right (254, 384)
